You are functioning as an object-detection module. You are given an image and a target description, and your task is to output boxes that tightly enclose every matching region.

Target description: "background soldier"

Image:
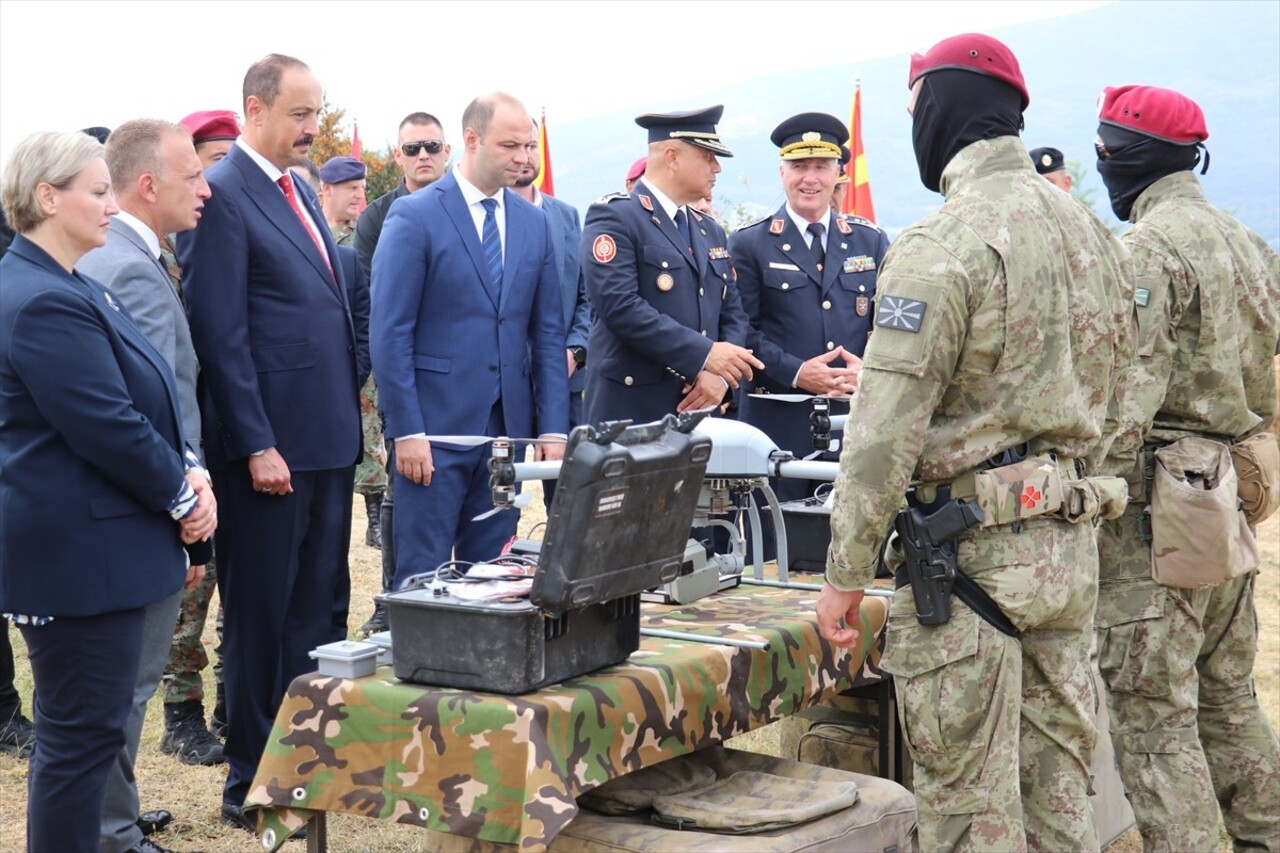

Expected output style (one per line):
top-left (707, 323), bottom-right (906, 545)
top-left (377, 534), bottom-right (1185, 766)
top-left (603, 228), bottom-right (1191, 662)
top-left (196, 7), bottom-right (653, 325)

top-left (319, 155), bottom-right (365, 248)
top-left (581, 105), bottom-right (760, 426)
top-left (730, 112), bottom-right (889, 560)
top-left (1028, 145), bottom-right (1073, 192)
top-left (818, 34), bottom-right (1133, 852)
top-left (1092, 84), bottom-right (1280, 852)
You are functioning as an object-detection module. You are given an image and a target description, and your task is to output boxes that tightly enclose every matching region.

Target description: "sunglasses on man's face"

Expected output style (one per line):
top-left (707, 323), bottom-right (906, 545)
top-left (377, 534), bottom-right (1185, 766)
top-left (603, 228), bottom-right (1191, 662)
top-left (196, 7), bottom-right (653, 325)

top-left (401, 140), bottom-right (445, 157)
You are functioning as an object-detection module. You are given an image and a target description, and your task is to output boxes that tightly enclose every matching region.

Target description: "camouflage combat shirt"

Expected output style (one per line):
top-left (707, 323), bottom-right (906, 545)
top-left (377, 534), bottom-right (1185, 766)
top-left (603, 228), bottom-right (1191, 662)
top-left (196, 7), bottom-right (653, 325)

top-left (827, 136), bottom-right (1133, 589)
top-left (1122, 171), bottom-right (1280, 448)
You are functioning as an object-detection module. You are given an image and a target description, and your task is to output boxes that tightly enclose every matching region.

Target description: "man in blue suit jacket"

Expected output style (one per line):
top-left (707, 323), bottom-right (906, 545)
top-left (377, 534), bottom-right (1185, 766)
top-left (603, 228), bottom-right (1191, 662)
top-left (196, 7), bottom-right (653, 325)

top-left (371, 93), bottom-right (568, 591)
top-left (512, 121), bottom-right (590, 507)
top-left (176, 54), bottom-right (362, 831)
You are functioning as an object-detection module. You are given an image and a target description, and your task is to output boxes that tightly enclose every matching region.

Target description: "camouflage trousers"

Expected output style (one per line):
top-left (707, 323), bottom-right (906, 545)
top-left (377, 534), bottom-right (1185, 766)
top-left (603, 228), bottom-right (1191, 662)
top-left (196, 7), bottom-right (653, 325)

top-left (161, 553), bottom-right (223, 704)
top-left (354, 375), bottom-right (387, 496)
top-left (882, 518), bottom-right (1099, 853)
top-left (1097, 505), bottom-right (1280, 853)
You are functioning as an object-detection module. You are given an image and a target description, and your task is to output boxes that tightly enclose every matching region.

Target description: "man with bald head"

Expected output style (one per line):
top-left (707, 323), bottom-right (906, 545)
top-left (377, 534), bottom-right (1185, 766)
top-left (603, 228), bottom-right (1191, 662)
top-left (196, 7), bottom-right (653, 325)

top-left (370, 92), bottom-right (568, 590)
top-left (177, 53), bottom-right (362, 834)
top-left (581, 105), bottom-right (759, 425)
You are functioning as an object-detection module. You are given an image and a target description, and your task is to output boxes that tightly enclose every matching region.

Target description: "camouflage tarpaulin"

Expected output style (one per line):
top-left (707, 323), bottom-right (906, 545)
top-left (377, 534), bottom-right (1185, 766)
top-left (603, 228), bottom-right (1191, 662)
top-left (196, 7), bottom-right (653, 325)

top-left (247, 586), bottom-right (888, 852)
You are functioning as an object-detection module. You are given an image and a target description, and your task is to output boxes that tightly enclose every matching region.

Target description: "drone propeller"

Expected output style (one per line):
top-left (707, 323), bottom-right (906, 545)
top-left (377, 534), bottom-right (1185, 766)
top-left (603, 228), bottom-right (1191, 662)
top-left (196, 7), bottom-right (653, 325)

top-left (473, 490), bottom-right (534, 522)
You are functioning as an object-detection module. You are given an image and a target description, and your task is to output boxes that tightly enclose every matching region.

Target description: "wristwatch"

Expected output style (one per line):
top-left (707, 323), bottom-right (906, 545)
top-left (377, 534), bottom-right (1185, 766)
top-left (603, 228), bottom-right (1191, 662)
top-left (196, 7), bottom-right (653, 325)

top-left (569, 346), bottom-right (587, 368)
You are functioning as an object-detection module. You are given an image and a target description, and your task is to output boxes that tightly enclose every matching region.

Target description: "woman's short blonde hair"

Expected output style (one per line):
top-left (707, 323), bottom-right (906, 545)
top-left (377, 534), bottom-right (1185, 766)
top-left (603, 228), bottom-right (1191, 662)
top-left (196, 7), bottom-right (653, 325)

top-left (2, 130), bottom-right (105, 234)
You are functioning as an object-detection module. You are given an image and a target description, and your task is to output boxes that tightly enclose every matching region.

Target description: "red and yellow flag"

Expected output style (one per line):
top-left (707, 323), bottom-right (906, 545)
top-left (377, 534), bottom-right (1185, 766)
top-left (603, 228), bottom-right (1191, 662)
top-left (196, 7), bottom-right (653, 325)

top-left (840, 82), bottom-right (875, 222)
top-left (351, 122), bottom-right (366, 212)
top-left (535, 110), bottom-right (555, 196)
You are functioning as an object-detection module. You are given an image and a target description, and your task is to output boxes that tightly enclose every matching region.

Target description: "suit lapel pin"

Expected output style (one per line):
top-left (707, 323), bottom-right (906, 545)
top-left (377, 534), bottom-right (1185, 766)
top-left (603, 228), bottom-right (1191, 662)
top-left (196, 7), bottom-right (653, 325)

top-left (639, 194), bottom-right (654, 212)
top-left (769, 219), bottom-right (785, 235)
top-left (104, 291), bottom-right (121, 312)
top-left (836, 219), bottom-right (852, 234)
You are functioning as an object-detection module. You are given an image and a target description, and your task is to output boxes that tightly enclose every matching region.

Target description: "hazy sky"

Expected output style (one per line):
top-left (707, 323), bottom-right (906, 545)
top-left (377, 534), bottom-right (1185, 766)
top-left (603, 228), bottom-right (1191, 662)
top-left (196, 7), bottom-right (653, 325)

top-left (0, 0), bottom-right (1108, 161)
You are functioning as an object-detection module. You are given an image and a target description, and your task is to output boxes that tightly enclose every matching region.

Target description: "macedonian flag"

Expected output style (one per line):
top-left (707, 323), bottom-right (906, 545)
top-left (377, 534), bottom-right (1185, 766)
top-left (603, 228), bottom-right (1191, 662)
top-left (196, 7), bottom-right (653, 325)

top-left (536, 109), bottom-right (555, 196)
top-left (840, 82), bottom-right (875, 222)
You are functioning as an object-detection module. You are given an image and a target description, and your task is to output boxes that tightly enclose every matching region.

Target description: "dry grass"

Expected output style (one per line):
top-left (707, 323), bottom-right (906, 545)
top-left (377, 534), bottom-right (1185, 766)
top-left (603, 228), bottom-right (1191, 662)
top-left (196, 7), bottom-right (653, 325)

top-left (1, 479), bottom-right (1277, 852)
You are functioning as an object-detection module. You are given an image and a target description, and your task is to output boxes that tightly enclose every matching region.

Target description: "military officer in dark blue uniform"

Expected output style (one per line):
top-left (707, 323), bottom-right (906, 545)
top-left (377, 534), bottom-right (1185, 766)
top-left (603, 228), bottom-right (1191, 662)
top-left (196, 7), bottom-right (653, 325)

top-left (581, 106), bottom-right (761, 425)
top-left (730, 113), bottom-right (890, 559)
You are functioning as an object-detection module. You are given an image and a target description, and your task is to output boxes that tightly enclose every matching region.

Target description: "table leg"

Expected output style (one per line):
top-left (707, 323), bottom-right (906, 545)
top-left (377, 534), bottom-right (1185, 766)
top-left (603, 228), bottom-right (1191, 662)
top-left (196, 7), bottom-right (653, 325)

top-left (306, 811), bottom-right (327, 853)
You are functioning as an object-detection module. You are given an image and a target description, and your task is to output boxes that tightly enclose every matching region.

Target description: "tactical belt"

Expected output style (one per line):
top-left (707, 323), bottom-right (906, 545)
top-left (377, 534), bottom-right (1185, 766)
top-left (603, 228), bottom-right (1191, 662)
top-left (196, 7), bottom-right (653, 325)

top-left (893, 563), bottom-right (1020, 638)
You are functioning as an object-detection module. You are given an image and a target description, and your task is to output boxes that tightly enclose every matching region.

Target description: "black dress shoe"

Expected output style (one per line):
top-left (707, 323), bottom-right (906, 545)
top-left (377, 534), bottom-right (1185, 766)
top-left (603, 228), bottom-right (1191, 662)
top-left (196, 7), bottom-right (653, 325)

top-left (135, 809), bottom-right (173, 837)
top-left (125, 838), bottom-right (176, 853)
top-left (221, 802), bottom-right (306, 840)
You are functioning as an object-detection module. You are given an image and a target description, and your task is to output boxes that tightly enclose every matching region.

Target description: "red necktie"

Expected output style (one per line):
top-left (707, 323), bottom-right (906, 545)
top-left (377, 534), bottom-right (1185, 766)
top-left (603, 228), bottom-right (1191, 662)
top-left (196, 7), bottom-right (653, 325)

top-left (277, 175), bottom-right (333, 275)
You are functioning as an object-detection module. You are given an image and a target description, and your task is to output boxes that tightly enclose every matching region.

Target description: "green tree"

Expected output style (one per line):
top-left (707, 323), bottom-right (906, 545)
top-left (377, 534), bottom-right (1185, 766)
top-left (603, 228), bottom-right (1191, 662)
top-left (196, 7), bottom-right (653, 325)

top-left (311, 97), bottom-right (402, 202)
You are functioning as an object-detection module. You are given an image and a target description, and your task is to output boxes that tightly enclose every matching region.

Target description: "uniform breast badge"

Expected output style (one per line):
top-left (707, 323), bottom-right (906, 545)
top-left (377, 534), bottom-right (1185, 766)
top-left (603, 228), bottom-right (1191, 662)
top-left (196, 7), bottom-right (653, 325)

top-left (856, 296), bottom-right (869, 317)
top-left (656, 273), bottom-right (675, 291)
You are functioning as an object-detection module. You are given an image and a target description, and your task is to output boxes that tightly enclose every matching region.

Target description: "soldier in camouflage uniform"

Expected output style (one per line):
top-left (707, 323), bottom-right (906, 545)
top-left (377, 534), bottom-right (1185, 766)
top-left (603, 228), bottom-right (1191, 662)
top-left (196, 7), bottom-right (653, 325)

top-left (319, 156), bottom-right (386, 547)
top-left (1091, 85), bottom-right (1280, 853)
top-left (818, 34), bottom-right (1134, 852)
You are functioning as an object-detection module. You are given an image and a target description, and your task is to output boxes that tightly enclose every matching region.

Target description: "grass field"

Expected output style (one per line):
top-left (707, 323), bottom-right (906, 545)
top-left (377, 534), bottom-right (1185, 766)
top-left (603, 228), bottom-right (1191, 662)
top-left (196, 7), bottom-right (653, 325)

top-left (1, 482), bottom-right (1277, 852)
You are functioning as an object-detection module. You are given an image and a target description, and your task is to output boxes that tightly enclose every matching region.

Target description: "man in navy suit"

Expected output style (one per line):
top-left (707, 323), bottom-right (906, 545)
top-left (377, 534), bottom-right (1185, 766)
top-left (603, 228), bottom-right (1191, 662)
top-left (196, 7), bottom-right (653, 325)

top-left (177, 53), bottom-right (362, 833)
top-left (371, 92), bottom-right (568, 590)
top-left (729, 113), bottom-right (890, 560)
top-left (581, 106), bottom-right (761, 426)
top-left (512, 118), bottom-right (590, 507)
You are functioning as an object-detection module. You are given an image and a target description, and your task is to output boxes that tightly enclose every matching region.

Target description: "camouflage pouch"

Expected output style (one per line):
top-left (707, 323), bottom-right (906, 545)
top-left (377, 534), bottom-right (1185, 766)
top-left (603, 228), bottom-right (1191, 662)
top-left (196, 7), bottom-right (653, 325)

top-left (1059, 475), bottom-right (1130, 523)
top-left (1150, 437), bottom-right (1260, 588)
top-left (650, 770), bottom-right (859, 833)
top-left (973, 455), bottom-right (1063, 527)
top-left (579, 760), bottom-right (716, 815)
top-left (1230, 431), bottom-right (1280, 526)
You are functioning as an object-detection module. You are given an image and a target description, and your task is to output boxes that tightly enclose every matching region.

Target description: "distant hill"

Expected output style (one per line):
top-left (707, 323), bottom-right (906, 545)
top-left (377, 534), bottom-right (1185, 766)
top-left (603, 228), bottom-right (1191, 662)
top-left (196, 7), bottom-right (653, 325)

top-left (545, 0), bottom-right (1280, 248)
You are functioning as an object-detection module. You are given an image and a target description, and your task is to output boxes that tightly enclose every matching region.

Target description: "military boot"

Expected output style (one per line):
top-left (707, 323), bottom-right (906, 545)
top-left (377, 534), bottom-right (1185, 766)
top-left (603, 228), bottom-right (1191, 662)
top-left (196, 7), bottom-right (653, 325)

top-left (364, 492), bottom-right (384, 548)
top-left (161, 700), bottom-right (224, 765)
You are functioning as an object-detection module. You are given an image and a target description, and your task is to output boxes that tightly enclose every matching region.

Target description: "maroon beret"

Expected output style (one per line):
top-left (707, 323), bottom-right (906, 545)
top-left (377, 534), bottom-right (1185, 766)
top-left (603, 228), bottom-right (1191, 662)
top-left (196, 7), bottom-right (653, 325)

top-left (625, 156), bottom-right (647, 183)
top-left (1097, 85), bottom-right (1208, 145)
top-left (180, 110), bottom-right (241, 144)
top-left (909, 33), bottom-right (1029, 109)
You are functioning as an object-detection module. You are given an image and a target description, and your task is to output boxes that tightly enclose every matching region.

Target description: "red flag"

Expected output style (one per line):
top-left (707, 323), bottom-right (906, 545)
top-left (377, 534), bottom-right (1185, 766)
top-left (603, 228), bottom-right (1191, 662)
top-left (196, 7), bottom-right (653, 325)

top-left (351, 122), bottom-right (366, 212)
top-left (840, 82), bottom-right (876, 222)
top-left (535, 109), bottom-right (555, 196)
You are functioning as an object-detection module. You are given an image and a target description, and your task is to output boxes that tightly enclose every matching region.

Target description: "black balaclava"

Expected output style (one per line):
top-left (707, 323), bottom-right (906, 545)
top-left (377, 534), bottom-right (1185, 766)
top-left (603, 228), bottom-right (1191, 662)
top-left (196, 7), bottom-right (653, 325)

top-left (911, 69), bottom-right (1024, 193)
top-left (1095, 123), bottom-right (1206, 221)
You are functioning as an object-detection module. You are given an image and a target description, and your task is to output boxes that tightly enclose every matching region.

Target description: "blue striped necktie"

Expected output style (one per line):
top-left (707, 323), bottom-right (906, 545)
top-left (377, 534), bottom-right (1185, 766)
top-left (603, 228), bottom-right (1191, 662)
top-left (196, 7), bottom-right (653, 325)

top-left (480, 197), bottom-right (503, 294)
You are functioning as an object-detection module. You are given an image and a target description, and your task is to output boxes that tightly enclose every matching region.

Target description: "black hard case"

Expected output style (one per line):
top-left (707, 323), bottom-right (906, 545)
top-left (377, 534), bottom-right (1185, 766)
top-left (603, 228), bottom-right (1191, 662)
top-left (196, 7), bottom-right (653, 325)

top-left (381, 416), bottom-right (712, 693)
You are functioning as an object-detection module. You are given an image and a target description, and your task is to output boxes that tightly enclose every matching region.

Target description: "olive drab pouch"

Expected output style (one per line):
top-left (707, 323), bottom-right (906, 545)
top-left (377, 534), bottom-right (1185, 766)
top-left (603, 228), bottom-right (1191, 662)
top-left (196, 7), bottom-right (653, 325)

top-left (973, 456), bottom-right (1063, 527)
top-left (1150, 437), bottom-right (1259, 588)
top-left (1060, 475), bottom-right (1130, 523)
top-left (1230, 431), bottom-right (1280, 526)
top-left (579, 760), bottom-right (716, 815)
top-left (650, 770), bottom-right (859, 833)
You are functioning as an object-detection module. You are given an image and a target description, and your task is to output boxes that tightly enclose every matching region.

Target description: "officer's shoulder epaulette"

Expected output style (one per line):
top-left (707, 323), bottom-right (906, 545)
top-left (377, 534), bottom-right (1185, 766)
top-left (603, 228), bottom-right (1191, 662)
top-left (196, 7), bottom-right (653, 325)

top-left (839, 213), bottom-right (883, 232)
top-left (733, 212), bottom-right (774, 232)
top-left (594, 191), bottom-right (630, 204)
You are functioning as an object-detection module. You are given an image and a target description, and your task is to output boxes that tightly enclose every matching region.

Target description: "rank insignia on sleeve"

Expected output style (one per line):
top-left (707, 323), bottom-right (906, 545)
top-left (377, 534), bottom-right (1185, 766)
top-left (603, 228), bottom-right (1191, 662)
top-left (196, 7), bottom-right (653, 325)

top-left (876, 296), bottom-right (926, 332)
top-left (769, 219), bottom-right (785, 235)
top-left (835, 218), bottom-right (852, 234)
top-left (592, 234), bottom-right (617, 264)
top-left (856, 296), bottom-right (869, 317)
top-left (843, 255), bottom-right (876, 273)
top-left (1135, 287), bottom-right (1150, 307)
top-left (638, 194), bottom-right (654, 212)
top-left (708, 246), bottom-right (730, 260)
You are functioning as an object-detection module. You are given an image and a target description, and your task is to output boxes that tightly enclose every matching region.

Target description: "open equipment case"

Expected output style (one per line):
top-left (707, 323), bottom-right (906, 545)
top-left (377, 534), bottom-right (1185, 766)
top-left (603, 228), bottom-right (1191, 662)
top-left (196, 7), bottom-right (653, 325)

top-left (380, 414), bottom-right (712, 693)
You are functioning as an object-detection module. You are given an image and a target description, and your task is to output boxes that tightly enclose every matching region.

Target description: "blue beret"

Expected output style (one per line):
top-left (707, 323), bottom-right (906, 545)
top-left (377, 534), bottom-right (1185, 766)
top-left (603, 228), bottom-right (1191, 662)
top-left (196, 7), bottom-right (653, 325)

top-left (319, 155), bottom-right (366, 184)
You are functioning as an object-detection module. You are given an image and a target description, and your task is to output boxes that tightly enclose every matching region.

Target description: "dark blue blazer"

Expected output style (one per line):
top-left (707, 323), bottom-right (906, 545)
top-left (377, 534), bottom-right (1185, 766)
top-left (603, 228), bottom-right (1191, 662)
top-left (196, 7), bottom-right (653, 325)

top-left (730, 208), bottom-right (889, 457)
top-left (177, 144), bottom-right (361, 471)
top-left (581, 180), bottom-right (748, 425)
top-left (0, 237), bottom-right (189, 617)
top-left (370, 172), bottom-right (569, 443)
top-left (540, 193), bottom-right (591, 393)
top-left (337, 244), bottom-right (371, 389)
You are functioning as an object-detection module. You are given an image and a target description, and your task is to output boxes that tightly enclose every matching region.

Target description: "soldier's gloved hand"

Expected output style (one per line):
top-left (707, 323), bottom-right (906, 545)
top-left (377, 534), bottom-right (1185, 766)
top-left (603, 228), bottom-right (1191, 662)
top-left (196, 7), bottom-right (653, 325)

top-left (703, 342), bottom-right (764, 387)
top-left (795, 346), bottom-right (860, 396)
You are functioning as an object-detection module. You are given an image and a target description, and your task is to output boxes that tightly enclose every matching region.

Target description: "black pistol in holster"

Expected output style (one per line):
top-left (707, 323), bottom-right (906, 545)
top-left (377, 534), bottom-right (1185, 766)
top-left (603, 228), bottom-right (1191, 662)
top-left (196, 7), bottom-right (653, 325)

top-left (893, 485), bottom-right (985, 627)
